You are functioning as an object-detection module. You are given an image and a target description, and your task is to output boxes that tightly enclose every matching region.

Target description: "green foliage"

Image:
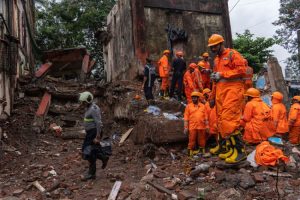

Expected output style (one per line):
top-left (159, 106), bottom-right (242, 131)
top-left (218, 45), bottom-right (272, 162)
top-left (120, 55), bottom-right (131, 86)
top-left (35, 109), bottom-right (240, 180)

top-left (35, 0), bottom-right (116, 66)
top-left (273, 0), bottom-right (300, 54)
top-left (233, 30), bottom-right (278, 73)
top-left (273, 0), bottom-right (300, 73)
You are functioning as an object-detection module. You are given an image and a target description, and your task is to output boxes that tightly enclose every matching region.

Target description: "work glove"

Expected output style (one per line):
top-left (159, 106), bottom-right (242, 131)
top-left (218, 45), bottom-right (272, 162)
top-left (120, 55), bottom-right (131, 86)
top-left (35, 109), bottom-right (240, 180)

top-left (210, 72), bottom-right (221, 81)
top-left (184, 128), bottom-right (188, 135)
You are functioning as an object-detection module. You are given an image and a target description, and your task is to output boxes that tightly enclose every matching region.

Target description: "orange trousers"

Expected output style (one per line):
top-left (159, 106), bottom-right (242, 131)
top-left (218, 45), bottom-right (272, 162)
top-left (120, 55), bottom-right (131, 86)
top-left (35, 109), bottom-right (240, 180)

top-left (289, 126), bottom-right (300, 144)
top-left (216, 82), bottom-right (244, 138)
top-left (188, 129), bottom-right (207, 150)
top-left (161, 77), bottom-right (169, 90)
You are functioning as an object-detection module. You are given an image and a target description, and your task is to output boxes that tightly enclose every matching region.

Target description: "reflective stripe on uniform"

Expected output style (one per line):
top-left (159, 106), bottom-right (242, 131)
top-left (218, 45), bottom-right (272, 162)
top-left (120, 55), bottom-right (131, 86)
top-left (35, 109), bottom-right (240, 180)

top-left (218, 77), bottom-right (243, 83)
top-left (84, 118), bottom-right (94, 122)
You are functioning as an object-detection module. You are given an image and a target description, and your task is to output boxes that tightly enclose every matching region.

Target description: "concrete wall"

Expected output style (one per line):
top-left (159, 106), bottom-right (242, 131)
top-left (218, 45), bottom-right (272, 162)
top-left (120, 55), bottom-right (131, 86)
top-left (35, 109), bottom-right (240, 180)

top-left (0, 0), bottom-right (35, 116)
top-left (104, 0), bottom-right (231, 82)
top-left (104, 0), bottom-right (137, 82)
top-left (143, 8), bottom-right (226, 62)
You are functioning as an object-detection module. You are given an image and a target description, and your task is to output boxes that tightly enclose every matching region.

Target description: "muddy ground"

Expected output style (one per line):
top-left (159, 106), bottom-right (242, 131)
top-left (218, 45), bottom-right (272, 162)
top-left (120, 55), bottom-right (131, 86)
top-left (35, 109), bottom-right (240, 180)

top-left (1, 80), bottom-right (300, 200)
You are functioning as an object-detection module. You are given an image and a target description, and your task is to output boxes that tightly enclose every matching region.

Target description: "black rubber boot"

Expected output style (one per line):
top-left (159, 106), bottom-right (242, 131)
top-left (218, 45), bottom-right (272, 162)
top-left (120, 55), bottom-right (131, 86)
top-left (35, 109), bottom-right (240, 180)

top-left (225, 134), bottom-right (247, 164)
top-left (210, 134), bottom-right (227, 155)
top-left (81, 160), bottom-right (96, 181)
top-left (101, 157), bottom-right (109, 169)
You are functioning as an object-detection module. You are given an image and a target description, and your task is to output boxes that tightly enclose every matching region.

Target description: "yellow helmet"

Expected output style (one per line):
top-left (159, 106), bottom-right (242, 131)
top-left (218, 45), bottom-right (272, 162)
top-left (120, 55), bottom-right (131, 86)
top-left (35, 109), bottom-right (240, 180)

top-left (244, 88), bottom-right (260, 98)
top-left (202, 52), bottom-right (209, 57)
top-left (203, 88), bottom-right (211, 95)
top-left (208, 34), bottom-right (225, 47)
top-left (163, 50), bottom-right (170, 54)
top-left (191, 91), bottom-right (203, 98)
top-left (271, 91), bottom-right (283, 101)
top-left (292, 96), bottom-right (300, 102)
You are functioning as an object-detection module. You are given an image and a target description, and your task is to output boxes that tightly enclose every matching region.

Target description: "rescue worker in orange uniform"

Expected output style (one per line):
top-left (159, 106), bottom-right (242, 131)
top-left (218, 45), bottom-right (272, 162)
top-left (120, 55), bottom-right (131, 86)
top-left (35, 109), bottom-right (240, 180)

top-left (198, 53), bottom-right (211, 89)
top-left (192, 63), bottom-right (203, 93)
top-left (183, 64), bottom-right (196, 104)
top-left (243, 59), bottom-right (253, 91)
top-left (184, 92), bottom-right (209, 156)
top-left (158, 50), bottom-right (171, 97)
top-left (270, 91), bottom-right (289, 137)
top-left (240, 88), bottom-right (275, 144)
top-left (288, 96), bottom-right (300, 144)
top-left (207, 34), bottom-right (247, 163)
top-left (203, 88), bottom-right (218, 144)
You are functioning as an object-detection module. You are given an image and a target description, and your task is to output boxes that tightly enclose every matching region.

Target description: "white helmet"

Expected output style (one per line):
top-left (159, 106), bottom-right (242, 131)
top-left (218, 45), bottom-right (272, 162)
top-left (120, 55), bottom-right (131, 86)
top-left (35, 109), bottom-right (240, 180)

top-left (79, 91), bottom-right (94, 103)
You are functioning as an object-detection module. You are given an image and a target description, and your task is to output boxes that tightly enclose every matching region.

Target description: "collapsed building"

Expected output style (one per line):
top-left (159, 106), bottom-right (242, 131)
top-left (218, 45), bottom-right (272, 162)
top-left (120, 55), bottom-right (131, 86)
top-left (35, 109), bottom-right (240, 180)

top-left (0, 0), bottom-right (35, 117)
top-left (103, 0), bottom-right (232, 82)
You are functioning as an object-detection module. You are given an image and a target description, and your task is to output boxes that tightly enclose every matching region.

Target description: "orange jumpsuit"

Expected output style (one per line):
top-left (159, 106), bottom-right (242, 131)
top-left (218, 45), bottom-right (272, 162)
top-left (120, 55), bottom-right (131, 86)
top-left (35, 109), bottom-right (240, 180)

top-left (183, 71), bottom-right (195, 104)
top-left (241, 98), bottom-right (275, 144)
top-left (158, 55), bottom-right (170, 91)
top-left (198, 60), bottom-right (211, 89)
top-left (244, 66), bottom-right (253, 91)
top-left (208, 105), bottom-right (217, 137)
top-left (192, 68), bottom-right (203, 92)
top-left (209, 48), bottom-right (246, 138)
top-left (271, 99), bottom-right (289, 135)
top-left (288, 103), bottom-right (300, 144)
top-left (184, 102), bottom-right (208, 149)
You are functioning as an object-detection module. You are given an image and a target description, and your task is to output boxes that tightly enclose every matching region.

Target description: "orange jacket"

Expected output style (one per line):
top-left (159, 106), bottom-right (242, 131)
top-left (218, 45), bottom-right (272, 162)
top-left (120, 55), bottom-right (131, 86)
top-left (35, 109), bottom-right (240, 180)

top-left (198, 60), bottom-right (211, 83)
top-left (271, 100), bottom-right (289, 133)
top-left (158, 55), bottom-right (170, 78)
top-left (209, 48), bottom-right (246, 101)
top-left (241, 98), bottom-right (274, 143)
top-left (255, 141), bottom-right (289, 166)
top-left (183, 70), bottom-right (195, 91)
top-left (289, 103), bottom-right (300, 126)
top-left (184, 102), bottom-right (208, 130)
top-left (192, 68), bottom-right (203, 92)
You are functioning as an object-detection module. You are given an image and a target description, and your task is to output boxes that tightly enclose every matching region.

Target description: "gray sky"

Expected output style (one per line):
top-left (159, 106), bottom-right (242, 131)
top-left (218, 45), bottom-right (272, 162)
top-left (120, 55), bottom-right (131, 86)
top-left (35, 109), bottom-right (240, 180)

top-left (229, 0), bottom-right (290, 73)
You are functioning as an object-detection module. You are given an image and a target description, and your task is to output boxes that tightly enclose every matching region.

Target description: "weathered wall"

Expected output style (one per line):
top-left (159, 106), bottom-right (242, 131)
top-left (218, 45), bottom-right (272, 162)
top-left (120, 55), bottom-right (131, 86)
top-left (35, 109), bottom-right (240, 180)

top-left (0, 0), bottom-right (35, 116)
top-left (104, 0), bottom-right (137, 82)
top-left (143, 8), bottom-right (226, 61)
top-left (104, 0), bottom-right (232, 82)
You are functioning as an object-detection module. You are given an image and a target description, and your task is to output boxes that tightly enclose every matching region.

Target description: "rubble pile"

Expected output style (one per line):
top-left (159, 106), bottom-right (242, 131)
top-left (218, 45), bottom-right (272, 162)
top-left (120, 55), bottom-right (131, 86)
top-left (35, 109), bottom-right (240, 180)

top-left (0, 76), bottom-right (300, 200)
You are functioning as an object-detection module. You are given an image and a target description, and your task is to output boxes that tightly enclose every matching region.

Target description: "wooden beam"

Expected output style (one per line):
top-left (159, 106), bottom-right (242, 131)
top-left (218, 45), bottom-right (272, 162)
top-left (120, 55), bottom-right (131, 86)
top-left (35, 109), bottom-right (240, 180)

top-left (35, 62), bottom-right (53, 78)
top-left (119, 128), bottom-right (134, 144)
top-left (107, 181), bottom-right (122, 200)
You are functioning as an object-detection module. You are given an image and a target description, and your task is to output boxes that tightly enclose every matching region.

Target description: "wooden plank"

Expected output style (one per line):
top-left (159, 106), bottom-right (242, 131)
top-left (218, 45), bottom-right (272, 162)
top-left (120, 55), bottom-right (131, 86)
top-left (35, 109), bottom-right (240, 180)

top-left (119, 128), bottom-right (134, 144)
top-left (82, 54), bottom-right (90, 73)
top-left (107, 181), bottom-right (122, 200)
top-left (35, 62), bottom-right (53, 78)
top-left (36, 92), bottom-right (51, 117)
top-left (146, 181), bottom-right (173, 195)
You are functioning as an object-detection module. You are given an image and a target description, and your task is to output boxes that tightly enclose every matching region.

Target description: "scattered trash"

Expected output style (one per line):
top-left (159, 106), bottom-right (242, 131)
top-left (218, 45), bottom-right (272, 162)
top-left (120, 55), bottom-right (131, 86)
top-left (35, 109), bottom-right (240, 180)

top-left (49, 123), bottom-right (63, 137)
top-left (247, 150), bottom-right (258, 168)
top-left (170, 152), bottom-right (176, 160)
top-left (190, 163), bottom-right (210, 176)
top-left (263, 171), bottom-right (293, 178)
top-left (145, 106), bottom-right (161, 116)
top-left (268, 137), bottom-right (283, 145)
top-left (163, 113), bottom-right (179, 120)
top-left (49, 169), bottom-right (57, 176)
top-left (292, 147), bottom-right (300, 156)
